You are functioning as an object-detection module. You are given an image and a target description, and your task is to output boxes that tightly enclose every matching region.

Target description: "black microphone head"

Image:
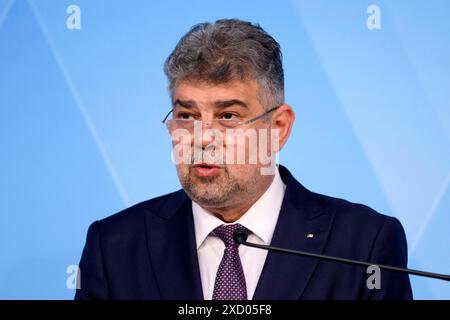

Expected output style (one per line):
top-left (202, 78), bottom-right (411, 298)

top-left (233, 228), bottom-right (249, 245)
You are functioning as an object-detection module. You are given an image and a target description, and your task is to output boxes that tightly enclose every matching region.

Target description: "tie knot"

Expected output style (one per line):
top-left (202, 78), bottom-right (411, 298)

top-left (213, 223), bottom-right (248, 248)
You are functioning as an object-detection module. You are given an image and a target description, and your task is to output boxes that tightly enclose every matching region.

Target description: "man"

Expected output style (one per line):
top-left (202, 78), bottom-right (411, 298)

top-left (75, 19), bottom-right (412, 300)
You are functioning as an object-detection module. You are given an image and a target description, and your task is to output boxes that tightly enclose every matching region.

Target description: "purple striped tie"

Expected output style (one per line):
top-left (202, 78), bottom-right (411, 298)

top-left (212, 224), bottom-right (248, 300)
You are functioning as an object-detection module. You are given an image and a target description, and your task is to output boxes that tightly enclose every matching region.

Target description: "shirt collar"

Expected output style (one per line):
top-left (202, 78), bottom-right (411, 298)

top-left (192, 165), bottom-right (286, 249)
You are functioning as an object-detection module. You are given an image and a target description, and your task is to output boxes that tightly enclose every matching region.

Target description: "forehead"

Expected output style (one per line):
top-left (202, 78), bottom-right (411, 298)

top-left (172, 79), bottom-right (261, 108)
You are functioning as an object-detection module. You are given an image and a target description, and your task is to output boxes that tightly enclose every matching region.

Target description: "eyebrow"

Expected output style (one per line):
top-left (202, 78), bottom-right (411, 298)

top-left (173, 99), bottom-right (197, 109)
top-left (172, 98), bottom-right (249, 110)
top-left (213, 99), bottom-right (249, 109)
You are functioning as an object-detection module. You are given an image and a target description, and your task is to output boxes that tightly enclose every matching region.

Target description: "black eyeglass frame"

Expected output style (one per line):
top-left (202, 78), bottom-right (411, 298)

top-left (161, 105), bottom-right (281, 127)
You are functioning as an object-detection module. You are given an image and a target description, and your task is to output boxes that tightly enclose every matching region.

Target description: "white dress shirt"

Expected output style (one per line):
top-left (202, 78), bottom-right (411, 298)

top-left (192, 166), bottom-right (286, 300)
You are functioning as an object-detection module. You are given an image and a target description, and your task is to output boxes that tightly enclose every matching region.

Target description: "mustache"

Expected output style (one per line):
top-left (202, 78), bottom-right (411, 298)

top-left (190, 145), bottom-right (224, 166)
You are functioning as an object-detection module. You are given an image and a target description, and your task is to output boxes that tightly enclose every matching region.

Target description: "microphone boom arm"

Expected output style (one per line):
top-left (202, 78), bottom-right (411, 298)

top-left (233, 230), bottom-right (450, 282)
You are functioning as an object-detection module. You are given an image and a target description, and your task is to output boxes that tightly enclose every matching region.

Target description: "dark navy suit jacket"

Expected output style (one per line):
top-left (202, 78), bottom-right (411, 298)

top-left (75, 165), bottom-right (413, 300)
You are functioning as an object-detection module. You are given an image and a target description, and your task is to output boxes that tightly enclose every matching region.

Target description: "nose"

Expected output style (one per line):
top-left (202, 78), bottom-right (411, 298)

top-left (193, 119), bottom-right (222, 149)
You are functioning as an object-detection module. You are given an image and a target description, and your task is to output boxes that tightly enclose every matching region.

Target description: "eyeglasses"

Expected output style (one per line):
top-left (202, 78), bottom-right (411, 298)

top-left (162, 105), bottom-right (280, 131)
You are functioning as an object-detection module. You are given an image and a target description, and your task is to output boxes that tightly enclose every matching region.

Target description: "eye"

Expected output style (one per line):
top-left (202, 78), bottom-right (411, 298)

top-left (220, 112), bottom-right (239, 120)
top-left (175, 112), bottom-right (195, 120)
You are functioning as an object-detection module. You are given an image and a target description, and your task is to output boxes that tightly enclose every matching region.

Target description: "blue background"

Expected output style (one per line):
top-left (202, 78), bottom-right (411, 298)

top-left (1, 0), bottom-right (449, 299)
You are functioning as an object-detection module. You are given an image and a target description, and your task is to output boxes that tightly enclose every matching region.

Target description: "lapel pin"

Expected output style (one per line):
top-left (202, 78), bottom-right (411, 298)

top-left (306, 233), bottom-right (314, 239)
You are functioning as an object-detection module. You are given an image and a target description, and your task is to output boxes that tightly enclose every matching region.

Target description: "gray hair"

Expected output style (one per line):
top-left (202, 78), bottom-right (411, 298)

top-left (164, 19), bottom-right (284, 109)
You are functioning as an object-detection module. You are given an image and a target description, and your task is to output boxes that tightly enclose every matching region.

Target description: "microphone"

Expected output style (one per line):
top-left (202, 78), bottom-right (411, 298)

top-left (232, 229), bottom-right (450, 282)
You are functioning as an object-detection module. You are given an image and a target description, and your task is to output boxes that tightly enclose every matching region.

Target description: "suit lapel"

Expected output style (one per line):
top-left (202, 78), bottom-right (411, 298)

top-left (253, 166), bottom-right (335, 300)
top-left (144, 191), bottom-right (203, 299)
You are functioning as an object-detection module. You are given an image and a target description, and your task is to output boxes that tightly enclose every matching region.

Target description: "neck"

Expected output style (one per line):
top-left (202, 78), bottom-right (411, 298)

top-left (206, 175), bottom-right (274, 223)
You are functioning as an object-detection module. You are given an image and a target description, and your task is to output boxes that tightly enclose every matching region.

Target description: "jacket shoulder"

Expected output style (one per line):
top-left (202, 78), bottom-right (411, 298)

top-left (95, 189), bottom-right (186, 234)
top-left (316, 192), bottom-right (393, 226)
top-left (312, 192), bottom-right (406, 246)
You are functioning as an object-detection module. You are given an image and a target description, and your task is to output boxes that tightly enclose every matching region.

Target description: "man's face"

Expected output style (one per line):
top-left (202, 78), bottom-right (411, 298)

top-left (169, 79), bottom-right (276, 210)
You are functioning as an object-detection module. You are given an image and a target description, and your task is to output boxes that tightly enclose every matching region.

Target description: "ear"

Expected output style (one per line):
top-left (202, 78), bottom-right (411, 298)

top-left (270, 104), bottom-right (295, 152)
